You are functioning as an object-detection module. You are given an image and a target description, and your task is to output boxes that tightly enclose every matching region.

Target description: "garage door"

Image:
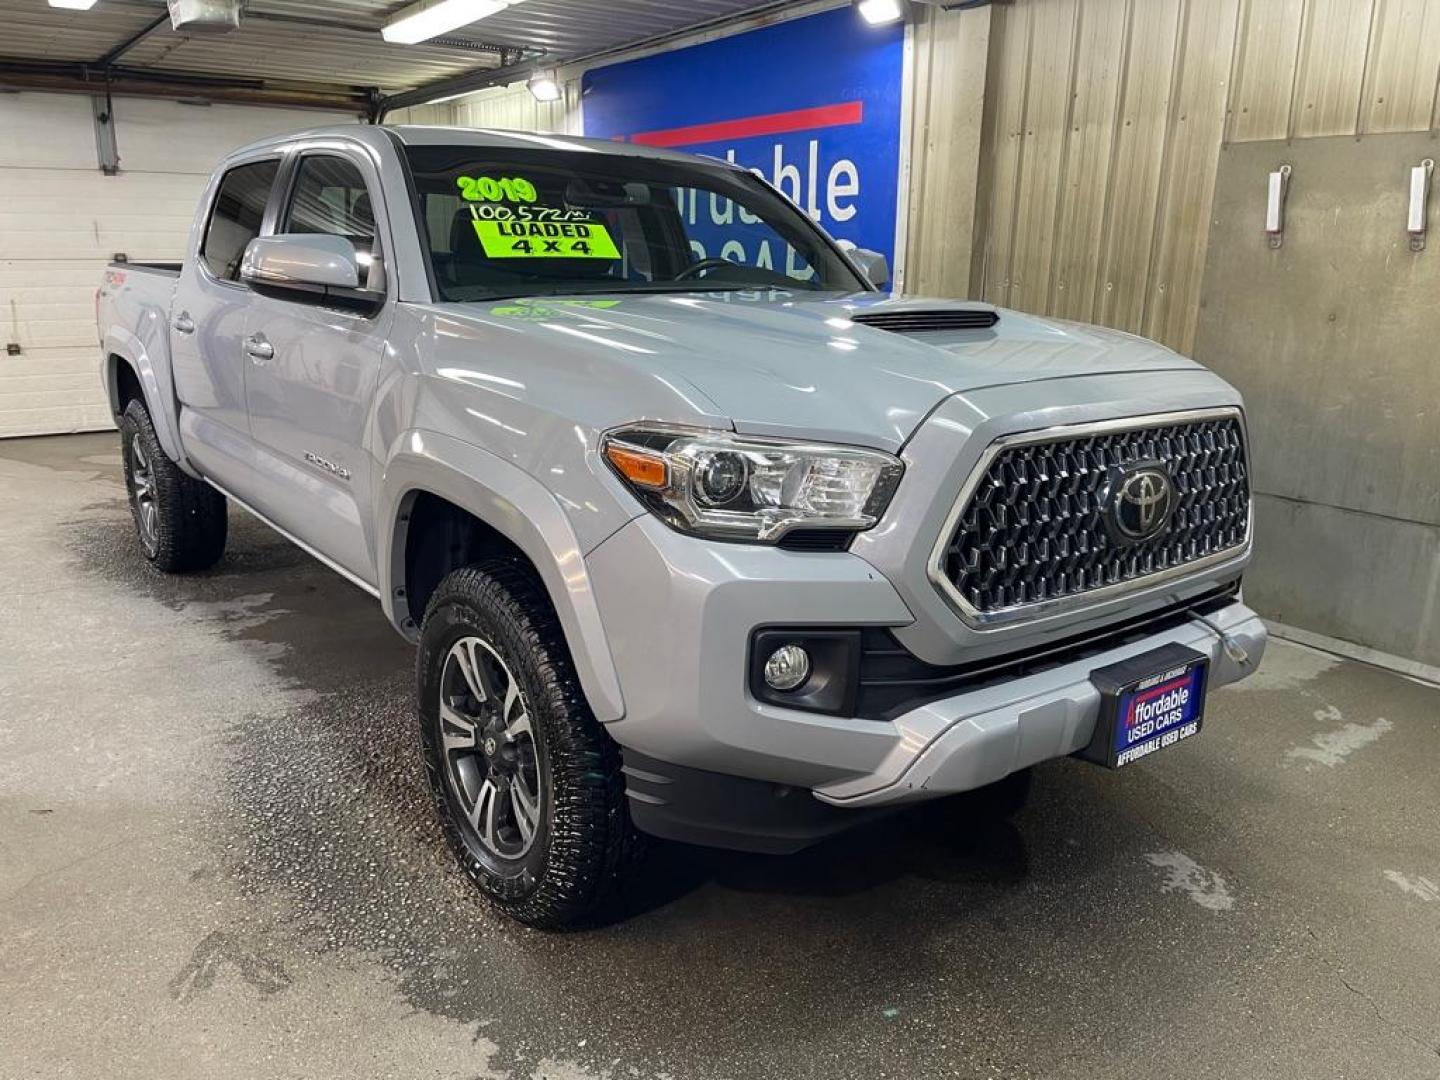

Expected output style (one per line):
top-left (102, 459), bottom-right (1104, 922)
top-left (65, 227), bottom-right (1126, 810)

top-left (0, 92), bottom-right (355, 438)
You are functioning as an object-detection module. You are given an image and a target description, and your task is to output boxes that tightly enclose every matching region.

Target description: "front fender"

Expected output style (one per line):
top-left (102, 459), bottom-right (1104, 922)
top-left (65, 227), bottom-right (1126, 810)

top-left (102, 325), bottom-right (192, 473)
top-left (377, 429), bottom-right (627, 723)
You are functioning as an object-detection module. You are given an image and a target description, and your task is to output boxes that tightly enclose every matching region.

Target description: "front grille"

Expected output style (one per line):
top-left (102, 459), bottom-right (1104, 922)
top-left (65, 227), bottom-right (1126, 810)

top-left (935, 412), bottom-right (1250, 619)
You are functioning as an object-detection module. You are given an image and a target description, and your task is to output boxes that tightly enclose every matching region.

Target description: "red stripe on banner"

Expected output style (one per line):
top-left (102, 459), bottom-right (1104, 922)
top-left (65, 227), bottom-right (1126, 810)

top-left (627, 101), bottom-right (864, 148)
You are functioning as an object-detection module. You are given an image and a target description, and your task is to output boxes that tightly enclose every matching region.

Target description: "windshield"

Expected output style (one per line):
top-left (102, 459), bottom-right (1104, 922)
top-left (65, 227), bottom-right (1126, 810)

top-left (403, 145), bottom-right (868, 303)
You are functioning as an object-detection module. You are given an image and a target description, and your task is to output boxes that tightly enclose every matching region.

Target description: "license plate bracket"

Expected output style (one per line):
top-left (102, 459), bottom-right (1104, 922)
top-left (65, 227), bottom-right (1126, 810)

top-left (1080, 643), bottom-right (1209, 769)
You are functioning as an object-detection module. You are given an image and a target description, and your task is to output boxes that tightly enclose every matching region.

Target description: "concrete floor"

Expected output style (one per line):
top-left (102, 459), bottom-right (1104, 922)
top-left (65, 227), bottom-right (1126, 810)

top-left (2, 431), bottom-right (1437, 1080)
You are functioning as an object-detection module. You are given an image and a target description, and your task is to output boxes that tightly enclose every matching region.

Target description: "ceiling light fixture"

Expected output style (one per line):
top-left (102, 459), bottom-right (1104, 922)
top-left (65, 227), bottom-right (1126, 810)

top-left (855, 0), bottom-right (905, 25)
top-left (47, 0), bottom-right (101, 9)
top-left (527, 71), bottom-right (562, 102)
top-left (381, 0), bottom-right (522, 45)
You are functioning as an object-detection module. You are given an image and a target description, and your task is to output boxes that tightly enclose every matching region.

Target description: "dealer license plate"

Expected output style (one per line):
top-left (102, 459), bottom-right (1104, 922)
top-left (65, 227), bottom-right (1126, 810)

top-left (1080, 643), bottom-right (1209, 769)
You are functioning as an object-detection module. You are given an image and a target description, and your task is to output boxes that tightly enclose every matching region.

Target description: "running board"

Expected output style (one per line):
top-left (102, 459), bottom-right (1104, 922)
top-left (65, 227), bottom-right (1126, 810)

top-left (202, 478), bottom-right (382, 600)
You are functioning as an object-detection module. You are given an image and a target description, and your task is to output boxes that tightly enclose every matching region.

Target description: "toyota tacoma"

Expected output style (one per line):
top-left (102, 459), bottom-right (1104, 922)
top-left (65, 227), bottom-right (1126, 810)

top-left (97, 125), bottom-right (1265, 927)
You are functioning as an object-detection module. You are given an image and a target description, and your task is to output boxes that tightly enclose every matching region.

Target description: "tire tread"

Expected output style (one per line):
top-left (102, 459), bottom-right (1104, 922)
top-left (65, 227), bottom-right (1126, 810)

top-left (418, 558), bottom-right (636, 929)
top-left (119, 398), bottom-right (226, 572)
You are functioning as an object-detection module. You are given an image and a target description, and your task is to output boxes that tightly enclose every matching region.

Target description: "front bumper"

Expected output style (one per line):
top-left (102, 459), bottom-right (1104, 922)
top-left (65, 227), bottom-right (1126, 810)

top-left (586, 514), bottom-right (1267, 812)
top-left (814, 599), bottom-right (1266, 806)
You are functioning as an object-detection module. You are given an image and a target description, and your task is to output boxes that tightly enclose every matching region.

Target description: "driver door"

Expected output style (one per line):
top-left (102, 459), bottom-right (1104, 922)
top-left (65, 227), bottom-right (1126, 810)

top-left (241, 147), bottom-right (395, 586)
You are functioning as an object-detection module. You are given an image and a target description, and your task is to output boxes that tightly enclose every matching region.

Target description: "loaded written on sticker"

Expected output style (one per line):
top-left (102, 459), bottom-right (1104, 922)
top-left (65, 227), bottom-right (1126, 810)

top-left (470, 214), bottom-right (622, 260)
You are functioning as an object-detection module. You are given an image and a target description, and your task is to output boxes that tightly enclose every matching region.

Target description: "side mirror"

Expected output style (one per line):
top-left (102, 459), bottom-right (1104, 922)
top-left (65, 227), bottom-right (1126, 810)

top-left (241, 234), bottom-right (383, 308)
top-left (838, 240), bottom-right (889, 289)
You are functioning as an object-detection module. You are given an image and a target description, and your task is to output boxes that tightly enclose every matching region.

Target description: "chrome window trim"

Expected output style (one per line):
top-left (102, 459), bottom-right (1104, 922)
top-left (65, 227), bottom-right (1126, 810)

top-left (926, 406), bottom-right (1252, 630)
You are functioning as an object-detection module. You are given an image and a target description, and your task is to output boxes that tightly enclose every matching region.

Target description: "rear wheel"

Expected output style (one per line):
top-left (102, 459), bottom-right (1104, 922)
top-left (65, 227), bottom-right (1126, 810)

top-left (118, 398), bottom-right (227, 572)
top-left (417, 559), bottom-right (636, 928)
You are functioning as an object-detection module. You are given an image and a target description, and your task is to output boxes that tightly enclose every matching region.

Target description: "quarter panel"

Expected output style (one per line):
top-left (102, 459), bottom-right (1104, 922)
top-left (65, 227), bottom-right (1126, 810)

top-left (392, 305), bottom-right (726, 556)
top-left (376, 429), bottom-right (627, 722)
top-left (102, 321), bottom-right (187, 468)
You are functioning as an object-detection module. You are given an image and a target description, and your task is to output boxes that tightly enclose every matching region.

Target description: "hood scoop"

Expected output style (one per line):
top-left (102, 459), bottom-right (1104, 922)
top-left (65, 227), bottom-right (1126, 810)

top-left (852, 308), bottom-right (999, 333)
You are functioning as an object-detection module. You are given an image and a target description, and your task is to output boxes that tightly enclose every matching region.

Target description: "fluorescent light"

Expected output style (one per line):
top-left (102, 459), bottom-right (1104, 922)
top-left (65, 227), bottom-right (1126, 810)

top-left (48, 0), bottom-right (100, 9)
top-left (382, 0), bottom-right (518, 45)
top-left (527, 71), bottom-right (562, 102)
top-left (855, 0), bottom-right (904, 25)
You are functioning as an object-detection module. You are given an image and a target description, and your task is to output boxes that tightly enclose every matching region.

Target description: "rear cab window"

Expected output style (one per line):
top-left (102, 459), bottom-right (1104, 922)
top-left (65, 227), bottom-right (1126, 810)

top-left (200, 159), bottom-right (279, 282)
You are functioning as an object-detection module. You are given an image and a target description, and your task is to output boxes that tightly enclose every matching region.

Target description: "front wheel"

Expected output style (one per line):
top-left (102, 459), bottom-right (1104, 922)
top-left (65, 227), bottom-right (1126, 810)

top-left (416, 560), bottom-right (636, 928)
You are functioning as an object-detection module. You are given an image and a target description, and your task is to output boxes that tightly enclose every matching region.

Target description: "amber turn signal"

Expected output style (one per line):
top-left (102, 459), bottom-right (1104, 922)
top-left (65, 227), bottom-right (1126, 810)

top-left (605, 444), bottom-right (668, 489)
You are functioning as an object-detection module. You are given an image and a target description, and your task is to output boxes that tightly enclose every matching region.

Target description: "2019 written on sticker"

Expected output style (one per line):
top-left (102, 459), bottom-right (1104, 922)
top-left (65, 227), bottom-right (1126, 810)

top-left (467, 205), bottom-right (621, 260)
top-left (456, 174), bottom-right (538, 203)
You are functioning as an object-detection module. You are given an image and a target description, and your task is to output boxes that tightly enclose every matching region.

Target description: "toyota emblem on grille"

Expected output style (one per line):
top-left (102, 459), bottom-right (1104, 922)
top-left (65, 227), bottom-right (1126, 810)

top-left (1105, 462), bottom-right (1175, 543)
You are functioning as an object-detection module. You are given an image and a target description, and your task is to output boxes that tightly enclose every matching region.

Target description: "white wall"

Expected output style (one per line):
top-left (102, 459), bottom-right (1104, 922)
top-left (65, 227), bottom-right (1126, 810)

top-left (448, 81), bottom-right (581, 134)
top-left (0, 92), bottom-right (356, 438)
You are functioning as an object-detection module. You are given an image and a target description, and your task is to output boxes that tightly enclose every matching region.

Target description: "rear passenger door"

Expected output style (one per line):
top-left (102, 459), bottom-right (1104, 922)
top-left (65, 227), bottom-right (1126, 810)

top-left (241, 148), bottom-right (395, 586)
top-left (171, 156), bottom-right (280, 493)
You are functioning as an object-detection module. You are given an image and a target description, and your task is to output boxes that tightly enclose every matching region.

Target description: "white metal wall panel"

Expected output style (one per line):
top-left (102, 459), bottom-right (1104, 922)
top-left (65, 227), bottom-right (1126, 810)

top-left (448, 81), bottom-right (582, 135)
top-left (0, 93), bottom-right (353, 438)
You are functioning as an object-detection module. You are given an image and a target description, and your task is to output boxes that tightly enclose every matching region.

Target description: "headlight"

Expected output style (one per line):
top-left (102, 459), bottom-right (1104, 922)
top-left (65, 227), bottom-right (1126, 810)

top-left (601, 426), bottom-right (903, 543)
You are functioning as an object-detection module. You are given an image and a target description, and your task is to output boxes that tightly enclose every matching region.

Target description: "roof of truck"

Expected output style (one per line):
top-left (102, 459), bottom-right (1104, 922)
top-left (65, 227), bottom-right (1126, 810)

top-left (223, 124), bottom-right (728, 168)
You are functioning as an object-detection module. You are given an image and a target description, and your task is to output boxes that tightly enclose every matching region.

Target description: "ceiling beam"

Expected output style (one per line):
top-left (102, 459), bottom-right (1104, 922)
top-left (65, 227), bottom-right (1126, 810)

top-left (0, 59), bottom-right (367, 112)
top-left (93, 10), bottom-right (171, 70)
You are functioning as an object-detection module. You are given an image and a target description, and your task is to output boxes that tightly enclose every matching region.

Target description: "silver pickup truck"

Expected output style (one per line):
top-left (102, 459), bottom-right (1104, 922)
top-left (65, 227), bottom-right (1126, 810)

top-left (97, 125), bottom-right (1266, 927)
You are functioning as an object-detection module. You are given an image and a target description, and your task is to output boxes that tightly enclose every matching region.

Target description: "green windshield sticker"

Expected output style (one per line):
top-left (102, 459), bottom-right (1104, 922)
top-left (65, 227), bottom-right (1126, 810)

top-left (489, 299), bottom-right (623, 319)
top-left (456, 175), bottom-right (538, 203)
top-left (471, 217), bottom-right (622, 260)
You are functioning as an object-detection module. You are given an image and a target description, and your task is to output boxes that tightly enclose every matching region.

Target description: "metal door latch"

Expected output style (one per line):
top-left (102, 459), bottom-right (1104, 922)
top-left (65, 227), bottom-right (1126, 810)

top-left (1408, 159), bottom-right (1433, 252)
top-left (1265, 164), bottom-right (1291, 249)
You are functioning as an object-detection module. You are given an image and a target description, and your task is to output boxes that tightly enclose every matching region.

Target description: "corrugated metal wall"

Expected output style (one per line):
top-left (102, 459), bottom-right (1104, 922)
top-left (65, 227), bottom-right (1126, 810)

top-left (903, 5), bottom-right (993, 297)
top-left (928, 0), bottom-right (1440, 354)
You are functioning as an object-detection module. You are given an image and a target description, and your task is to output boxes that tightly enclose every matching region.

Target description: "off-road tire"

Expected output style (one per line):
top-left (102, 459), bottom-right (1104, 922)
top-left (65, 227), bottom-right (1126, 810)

top-left (417, 559), bottom-right (636, 929)
top-left (118, 398), bottom-right (227, 572)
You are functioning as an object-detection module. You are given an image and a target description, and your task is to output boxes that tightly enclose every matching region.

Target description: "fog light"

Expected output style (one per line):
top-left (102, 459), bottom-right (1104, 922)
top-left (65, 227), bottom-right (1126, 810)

top-left (763, 644), bottom-right (810, 691)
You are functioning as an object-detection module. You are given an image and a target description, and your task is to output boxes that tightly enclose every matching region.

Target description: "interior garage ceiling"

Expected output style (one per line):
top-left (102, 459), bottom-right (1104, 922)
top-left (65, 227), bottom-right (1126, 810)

top-left (0, 0), bottom-right (797, 113)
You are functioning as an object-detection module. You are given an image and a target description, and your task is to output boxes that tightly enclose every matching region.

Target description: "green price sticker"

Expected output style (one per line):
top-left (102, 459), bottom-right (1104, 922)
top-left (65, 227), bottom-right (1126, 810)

top-left (490, 299), bottom-right (624, 319)
top-left (472, 218), bottom-right (621, 260)
top-left (456, 175), bottom-right (538, 203)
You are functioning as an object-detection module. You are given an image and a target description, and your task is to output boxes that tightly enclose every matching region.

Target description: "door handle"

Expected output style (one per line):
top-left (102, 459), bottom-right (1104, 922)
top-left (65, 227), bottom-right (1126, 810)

top-left (244, 335), bottom-right (274, 363)
top-left (173, 312), bottom-right (195, 334)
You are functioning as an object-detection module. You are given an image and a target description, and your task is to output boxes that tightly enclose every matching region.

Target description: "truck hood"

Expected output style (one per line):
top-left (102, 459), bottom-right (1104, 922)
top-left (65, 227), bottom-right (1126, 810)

top-left (434, 292), bottom-right (1201, 451)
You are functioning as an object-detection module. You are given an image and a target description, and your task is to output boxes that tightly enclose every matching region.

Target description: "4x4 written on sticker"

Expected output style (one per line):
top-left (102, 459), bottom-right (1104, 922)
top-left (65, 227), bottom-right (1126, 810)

top-left (470, 213), bottom-right (621, 260)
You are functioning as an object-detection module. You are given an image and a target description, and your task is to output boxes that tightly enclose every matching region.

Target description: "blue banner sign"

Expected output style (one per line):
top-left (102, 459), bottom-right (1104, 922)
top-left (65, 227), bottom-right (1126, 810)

top-left (581, 7), bottom-right (905, 274)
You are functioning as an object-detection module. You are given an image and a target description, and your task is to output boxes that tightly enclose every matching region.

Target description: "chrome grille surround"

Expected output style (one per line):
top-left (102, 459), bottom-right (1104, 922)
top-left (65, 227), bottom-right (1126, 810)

top-left (927, 408), bottom-right (1252, 629)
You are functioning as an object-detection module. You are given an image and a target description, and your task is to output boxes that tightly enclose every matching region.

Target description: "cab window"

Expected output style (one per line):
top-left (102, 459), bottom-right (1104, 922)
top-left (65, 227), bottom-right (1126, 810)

top-left (200, 159), bottom-right (279, 281)
top-left (282, 155), bottom-right (376, 263)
